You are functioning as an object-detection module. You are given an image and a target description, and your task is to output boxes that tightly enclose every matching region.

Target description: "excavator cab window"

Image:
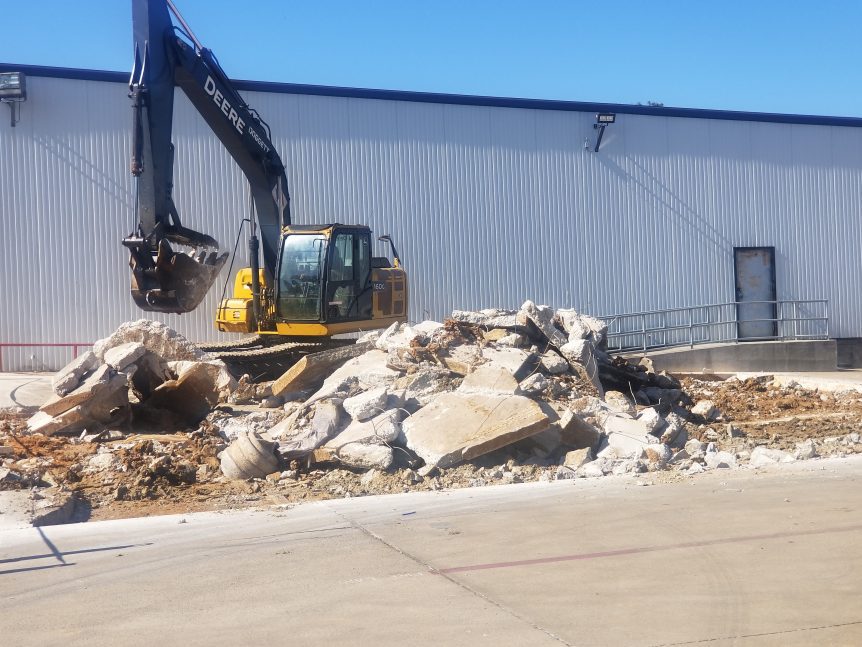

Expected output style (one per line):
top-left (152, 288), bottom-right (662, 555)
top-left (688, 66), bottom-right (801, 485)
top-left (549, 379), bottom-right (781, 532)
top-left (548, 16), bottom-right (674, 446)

top-left (325, 230), bottom-right (372, 321)
top-left (276, 234), bottom-right (326, 320)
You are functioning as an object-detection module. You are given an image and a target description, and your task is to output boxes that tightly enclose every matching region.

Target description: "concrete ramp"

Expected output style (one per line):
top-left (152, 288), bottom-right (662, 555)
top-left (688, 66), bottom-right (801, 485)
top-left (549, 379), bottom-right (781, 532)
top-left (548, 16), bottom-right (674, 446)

top-left (626, 339), bottom-right (837, 374)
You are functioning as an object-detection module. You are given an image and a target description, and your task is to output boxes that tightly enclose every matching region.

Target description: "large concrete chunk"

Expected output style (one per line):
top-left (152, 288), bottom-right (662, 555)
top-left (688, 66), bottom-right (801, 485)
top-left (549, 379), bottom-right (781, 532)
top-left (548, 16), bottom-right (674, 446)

top-left (517, 300), bottom-right (568, 347)
top-left (343, 387), bottom-right (390, 422)
top-left (749, 446), bottom-right (794, 467)
top-left (439, 344), bottom-right (483, 375)
top-left (278, 400), bottom-right (343, 459)
top-left (604, 391), bottom-right (636, 417)
top-left (396, 367), bottom-right (456, 408)
top-left (93, 319), bottom-right (204, 362)
top-left (481, 346), bottom-right (539, 382)
top-left (401, 392), bottom-right (549, 468)
top-left (560, 338), bottom-right (603, 396)
top-left (40, 364), bottom-right (115, 417)
top-left (557, 409), bottom-right (602, 449)
top-left (27, 406), bottom-right (87, 436)
top-left (325, 409), bottom-right (402, 450)
top-left (450, 309), bottom-right (518, 329)
top-left (103, 342), bottom-right (146, 371)
top-left (541, 351), bottom-right (569, 375)
top-left (458, 365), bottom-right (519, 395)
top-left (271, 343), bottom-right (373, 397)
top-left (555, 309), bottom-right (608, 344)
top-left (147, 361), bottom-right (228, 424)
top-left (51, 351), bottom-right (99, 396)
top-left (336, 442), bottom-right (393, 470)
top-left (306, 349), bottom-right (399, 404)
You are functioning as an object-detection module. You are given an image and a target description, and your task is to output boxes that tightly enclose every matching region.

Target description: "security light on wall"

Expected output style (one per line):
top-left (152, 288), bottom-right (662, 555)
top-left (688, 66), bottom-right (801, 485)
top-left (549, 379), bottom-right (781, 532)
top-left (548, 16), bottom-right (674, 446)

top-left (592, 112), bottom-right (615, 152)
top-left (0, 72), bottom-right (27, 127)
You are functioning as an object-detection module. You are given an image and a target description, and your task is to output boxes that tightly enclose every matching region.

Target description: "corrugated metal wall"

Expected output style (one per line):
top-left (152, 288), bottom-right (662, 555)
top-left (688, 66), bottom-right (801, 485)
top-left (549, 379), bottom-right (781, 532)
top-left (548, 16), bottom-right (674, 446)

top-left (2, 75), bottom-right (862, 370)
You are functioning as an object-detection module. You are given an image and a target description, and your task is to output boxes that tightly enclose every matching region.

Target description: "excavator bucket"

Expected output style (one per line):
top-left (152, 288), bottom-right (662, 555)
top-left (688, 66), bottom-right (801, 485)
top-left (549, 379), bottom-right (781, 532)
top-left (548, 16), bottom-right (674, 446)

top-left (129, 238), bottom-right (228, 314)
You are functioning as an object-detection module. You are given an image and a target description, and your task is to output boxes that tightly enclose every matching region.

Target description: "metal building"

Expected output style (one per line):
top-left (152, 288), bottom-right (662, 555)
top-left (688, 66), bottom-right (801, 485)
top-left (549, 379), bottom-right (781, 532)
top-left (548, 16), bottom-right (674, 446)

top-left (2, 64), bottom-right (861, 371)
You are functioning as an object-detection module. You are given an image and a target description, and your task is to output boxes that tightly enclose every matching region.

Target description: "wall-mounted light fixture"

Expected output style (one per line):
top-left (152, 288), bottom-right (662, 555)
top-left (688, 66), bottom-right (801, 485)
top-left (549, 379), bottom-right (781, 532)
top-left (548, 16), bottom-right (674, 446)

top-left (592, 112), bottom-right (615, 152)
top-left (0, 72), bottom-right (27, 127)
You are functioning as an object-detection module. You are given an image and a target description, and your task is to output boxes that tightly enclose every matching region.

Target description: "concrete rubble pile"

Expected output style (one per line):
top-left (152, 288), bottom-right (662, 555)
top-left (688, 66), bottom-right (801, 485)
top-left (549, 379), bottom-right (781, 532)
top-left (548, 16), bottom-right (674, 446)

top-left (26, 319), bottom-right (237, 437)
top-left (3, 305), bottom-right (862, 522)
top-left (205, 299), bottom-right (735, 480)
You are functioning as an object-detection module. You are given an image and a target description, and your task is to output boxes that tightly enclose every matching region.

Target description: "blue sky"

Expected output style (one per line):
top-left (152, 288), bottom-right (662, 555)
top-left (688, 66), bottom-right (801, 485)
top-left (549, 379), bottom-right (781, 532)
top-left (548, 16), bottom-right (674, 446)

top-left (2, 0), bottom-right (860, 116)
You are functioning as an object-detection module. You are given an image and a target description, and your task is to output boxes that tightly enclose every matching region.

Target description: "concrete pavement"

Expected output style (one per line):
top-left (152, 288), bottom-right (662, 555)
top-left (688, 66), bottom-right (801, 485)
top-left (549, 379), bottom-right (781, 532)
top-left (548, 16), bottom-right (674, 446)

top-left (1, 457), bottom-right (861, 646)
top-left (0, 372), bottom-right (52, 409)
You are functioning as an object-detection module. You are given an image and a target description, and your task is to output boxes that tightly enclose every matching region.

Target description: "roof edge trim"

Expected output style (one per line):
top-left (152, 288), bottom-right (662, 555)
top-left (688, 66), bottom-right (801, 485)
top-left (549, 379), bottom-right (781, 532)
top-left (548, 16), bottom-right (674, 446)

top-left (3, 62), bottom-right (862, 128)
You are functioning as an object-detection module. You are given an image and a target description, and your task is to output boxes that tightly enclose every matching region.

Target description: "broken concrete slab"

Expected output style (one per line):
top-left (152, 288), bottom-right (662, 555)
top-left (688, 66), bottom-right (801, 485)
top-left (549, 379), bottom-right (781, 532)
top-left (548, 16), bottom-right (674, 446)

top-left (517, 300), bottom-right (568, 348)
top-left (401, 391), bottom-right (549, 468)
top-left (325, 409), bottom-right (402, 450)
top-left (40, 364), bottom-right (116, 417)
top-left (601, 413), bottom-right (652, 438)
top-left (704, 449), bottom-right (737, 469)
top-left (343, 387), bottom-right (390, 422)
top-left (749, 446), bottom-right (794, 467)
top-left (27, 405), bottom-right (87, 436)
top-left (305, 349), bottom-right (399, 405)
top-left (795, 439), bottom-right (818, 460)
top-left (518, 373), bottom-right (547, 395)
top-left (147, 361), bottom-right (229, 424)
top-left (692, 399), bottom-right (720, 421)
top-left (637, 407), bottom-right (666, 436)
top-left (171, 360), bottom-right (236, 396)
top-left (481, 346), bottom-right (540, 382)
top-left (336, 442), bottom-right (393, 470)
top-left (557, 409), bottom-right (602, 449)
top-left (437, 343), bottom-right (482, 376)
top-left (395, 367), bottom-right (458, 408)
top-left (598, 431), bottom-right (661, 460)
top-left (642, 443), bottom-right (672, 468)
top-left (276, 400), bottom-right (343, 459)
top-left (458, 365), bottom-right (519, 395)
top-left (563, 447), bottom-right (594, 469)
top-left (496, 333), bottom-right (526, 347)
top-left (272, 342), bottom-right (372, 397)
top-left (375, 321), bottom-right (404, 351)
top-left (559, 338), bottom-right (603, 396)
top-left (659, 412), bottom-right (687, 447)
top-left (604, 391), bottom-right (636, 417)
top-left (93, 319), bottom-right (205, 362)
top-left (540, 351), bottom-right (569, 375)
top-left (103, 342), bottom-right (146, 371)
top-left (207, 410), bottom-right (287, 442)
top-left (555, 309), bottom-right (608, 345)
top-left (482, 328), bottom-right (510, 342)
top-left (450, 308), bottom-right (518, 329)
top-left (51, 350), bottom-right (99, 396)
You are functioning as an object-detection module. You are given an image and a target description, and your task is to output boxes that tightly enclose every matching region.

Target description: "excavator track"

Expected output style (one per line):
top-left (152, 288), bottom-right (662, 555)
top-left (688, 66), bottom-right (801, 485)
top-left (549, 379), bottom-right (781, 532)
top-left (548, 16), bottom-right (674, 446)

top-left (196, 336), bottom-right (355, 381)
top-left (195, 335), bottom-right (265, 353)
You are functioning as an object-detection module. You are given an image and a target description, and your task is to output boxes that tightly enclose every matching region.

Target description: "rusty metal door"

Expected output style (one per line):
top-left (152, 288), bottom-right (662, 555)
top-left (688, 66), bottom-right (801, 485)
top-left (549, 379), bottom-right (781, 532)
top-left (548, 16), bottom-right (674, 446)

top-left (734, 247), bottom-right (777, 340)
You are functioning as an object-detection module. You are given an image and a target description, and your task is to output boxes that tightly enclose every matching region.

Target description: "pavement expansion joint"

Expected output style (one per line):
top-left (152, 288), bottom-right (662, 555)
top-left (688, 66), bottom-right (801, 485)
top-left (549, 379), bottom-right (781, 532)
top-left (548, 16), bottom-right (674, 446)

top-left (328, 503), bottom-right (575, 646)
top-left (651, 619), bottom-right (862, 646)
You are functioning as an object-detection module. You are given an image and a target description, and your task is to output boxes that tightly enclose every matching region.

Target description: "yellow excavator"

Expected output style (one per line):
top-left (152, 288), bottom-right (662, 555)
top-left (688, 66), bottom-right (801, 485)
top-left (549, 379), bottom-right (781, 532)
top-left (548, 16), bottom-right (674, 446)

top-left (123, 0), bottom-right (407, 371)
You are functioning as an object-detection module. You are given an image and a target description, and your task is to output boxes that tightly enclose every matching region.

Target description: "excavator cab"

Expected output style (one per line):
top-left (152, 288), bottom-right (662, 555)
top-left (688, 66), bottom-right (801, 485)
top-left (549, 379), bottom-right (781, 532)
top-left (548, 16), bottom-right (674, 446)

top-left (216, 224), bottom-right (407, 336)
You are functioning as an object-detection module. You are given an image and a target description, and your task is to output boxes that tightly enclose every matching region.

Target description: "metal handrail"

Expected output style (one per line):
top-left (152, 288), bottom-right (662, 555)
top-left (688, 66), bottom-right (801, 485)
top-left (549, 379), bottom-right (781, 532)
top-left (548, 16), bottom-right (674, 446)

top-left (599, 299), bottom-right (829, 353)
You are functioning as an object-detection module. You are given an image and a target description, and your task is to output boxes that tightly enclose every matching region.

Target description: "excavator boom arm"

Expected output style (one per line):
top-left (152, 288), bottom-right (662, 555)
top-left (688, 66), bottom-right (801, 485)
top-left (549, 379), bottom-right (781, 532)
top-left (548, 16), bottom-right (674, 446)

top-left (125, 0), bottom-right (290, 313)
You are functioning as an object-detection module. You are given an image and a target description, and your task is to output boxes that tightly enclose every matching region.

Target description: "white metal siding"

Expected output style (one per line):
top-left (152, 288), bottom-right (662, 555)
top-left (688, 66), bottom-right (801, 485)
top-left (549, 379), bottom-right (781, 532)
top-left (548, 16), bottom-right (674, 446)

top-left (2, 76), bottom-right (862, 370)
